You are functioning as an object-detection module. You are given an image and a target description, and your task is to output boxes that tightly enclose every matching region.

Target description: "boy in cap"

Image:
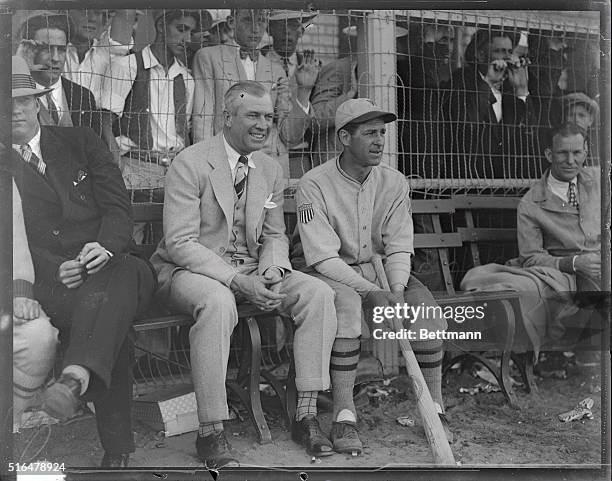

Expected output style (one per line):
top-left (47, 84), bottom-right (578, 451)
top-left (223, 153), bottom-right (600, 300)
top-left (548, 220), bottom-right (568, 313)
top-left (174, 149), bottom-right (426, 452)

top-left (293, 98), bottom-right (452, 454)
top-left (561, 92), bottom-right (599, 165)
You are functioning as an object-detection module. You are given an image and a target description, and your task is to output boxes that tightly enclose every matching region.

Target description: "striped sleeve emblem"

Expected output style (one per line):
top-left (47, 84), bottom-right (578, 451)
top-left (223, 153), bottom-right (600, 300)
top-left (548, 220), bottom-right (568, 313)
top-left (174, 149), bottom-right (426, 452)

top-left (298, 202), bottom-right (314, 224)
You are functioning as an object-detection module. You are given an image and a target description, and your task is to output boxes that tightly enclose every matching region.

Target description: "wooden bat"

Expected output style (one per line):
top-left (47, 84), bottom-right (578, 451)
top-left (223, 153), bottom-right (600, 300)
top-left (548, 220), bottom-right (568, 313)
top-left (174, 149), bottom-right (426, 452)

top-left (370, 255), bottom-right (456, 465)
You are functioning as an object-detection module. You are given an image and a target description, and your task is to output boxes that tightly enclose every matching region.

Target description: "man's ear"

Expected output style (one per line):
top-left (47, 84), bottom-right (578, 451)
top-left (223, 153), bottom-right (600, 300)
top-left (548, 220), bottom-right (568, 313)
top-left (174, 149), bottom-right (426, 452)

top-left (226, 14), bottom-right (235, 29)
top-left (338, 129), bottom-right (351, 147)
top-left (544, 147), bottom-right (553, 164)
top-left (223, 109), bottom-right (232, 127)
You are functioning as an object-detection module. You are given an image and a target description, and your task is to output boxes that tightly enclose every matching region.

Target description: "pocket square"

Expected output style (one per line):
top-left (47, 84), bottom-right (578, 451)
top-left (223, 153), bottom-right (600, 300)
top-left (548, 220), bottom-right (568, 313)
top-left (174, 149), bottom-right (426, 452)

top-left (264, 193), bottom-right (277, 209)
top-left (73, 170), bottom-right (88, 186)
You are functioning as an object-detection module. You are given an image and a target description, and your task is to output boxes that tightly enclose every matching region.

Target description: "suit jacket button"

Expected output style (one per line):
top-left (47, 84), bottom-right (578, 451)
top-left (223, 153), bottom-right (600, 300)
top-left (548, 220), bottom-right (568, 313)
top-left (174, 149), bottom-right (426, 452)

top-left (80, 194), bottom-right (86, 201)
top-left (219, 247), bottom-right (225, 254)
top-left (52, 229), bottom-right (60, 236)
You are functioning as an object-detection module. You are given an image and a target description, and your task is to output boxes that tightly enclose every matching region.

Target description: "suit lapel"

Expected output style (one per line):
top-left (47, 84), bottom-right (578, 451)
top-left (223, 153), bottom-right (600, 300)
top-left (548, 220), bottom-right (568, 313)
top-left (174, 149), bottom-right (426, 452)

top-left (40, 127), bottom-right (76, 213)
top-left (222, 45), bottom-right (247, 82)
top-left (11, 147), bottom-right (58, 203)
top-left (207, 136), bottom-right (235, 238)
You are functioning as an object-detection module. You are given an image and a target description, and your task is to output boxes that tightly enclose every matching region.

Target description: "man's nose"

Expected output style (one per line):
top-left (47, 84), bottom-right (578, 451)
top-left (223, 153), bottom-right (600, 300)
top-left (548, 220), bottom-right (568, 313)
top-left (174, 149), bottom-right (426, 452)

top-left (51, 47), bottom-right (61, 61)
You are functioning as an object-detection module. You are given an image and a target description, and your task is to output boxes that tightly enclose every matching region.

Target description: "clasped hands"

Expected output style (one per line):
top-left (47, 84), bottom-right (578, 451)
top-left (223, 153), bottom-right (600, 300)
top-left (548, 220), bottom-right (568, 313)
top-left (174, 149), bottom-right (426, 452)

top-left (231, 267), bottom-right (286, 312)
top-left (57, 241), bottom-right (111, 289)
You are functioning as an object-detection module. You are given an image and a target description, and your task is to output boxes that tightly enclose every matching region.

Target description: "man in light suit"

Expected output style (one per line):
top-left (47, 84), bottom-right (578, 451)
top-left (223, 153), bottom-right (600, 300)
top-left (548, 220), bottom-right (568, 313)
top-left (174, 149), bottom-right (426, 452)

top-left (191, 9), bottom-right (314, 180)
top-left (151, 81), bottom-right (338, 466)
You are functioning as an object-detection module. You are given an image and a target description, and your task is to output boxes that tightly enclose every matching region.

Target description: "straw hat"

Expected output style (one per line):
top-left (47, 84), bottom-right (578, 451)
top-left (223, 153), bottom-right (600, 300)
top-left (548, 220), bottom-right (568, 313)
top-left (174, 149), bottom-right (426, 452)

top-left (12, 55), bottom-right (52, 98)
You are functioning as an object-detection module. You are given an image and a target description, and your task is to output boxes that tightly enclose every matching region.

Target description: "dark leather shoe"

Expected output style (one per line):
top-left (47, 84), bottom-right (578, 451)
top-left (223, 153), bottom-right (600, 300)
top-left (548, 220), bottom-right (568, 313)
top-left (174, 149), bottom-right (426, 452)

top-left (41, 373), bottom-right (82, 420)
top-left (330, 421), bottom-right (363, 454)
top-left (195, 431), bottom-right (238, 468)
top-left (101, 453), bottom-right (129, 468)
top-left (291, 415), bottom-right (334, 457)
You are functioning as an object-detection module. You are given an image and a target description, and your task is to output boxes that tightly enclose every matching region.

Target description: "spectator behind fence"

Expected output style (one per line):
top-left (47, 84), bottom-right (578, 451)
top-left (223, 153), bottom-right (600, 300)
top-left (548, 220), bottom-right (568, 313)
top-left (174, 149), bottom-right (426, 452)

top-left (150, 81), bottom-right (338, 466)
top-left (397, 23), bottom-right (454, 179)
top-left (185, 10), bottom-right (214, 67)
top-left (561, 92), bottom-right (599, 165)
top-left (396, 23), bottom-right (454, 291)
top-left (11, 55), bottom-right (156, 468)
top-left (309, 32), bottom-right (358, 167)
top-left (461, 122), bottom-right (600, 357)
top-left (99, 9), bottom-right (198, 193)
top-left (192, 9), bottom-right (316, 180)
top-left (441, 28), bottom-right (546, 181)
top-left (10, 174), bottom-right (59, 434)
top-left (16, 11), bottom-right (119, 158)
top-left (64, 9), bottom-right (138, 106)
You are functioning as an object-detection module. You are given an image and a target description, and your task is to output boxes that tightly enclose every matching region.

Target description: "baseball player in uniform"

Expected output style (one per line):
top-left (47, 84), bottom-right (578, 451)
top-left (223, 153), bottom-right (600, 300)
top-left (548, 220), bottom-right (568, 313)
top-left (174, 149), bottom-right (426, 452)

top-left (293, 98), bottom-right (452, 452)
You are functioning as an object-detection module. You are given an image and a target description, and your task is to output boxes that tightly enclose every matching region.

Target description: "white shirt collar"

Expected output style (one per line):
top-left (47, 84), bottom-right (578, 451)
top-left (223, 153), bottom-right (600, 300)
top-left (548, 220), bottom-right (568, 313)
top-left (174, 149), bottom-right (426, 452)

top-left (547, 171), bottom-right (577, 203)
top-left (223, 134), bottom-right (256, 175)
top-left (13, 124), bottom-right (43, 160)
top-left (142, 45), bottom-right (188, 78)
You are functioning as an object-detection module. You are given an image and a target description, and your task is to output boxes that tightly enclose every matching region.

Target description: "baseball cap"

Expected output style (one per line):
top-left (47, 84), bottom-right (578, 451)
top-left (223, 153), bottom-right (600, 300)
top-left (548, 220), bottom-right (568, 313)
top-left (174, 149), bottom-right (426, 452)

top-left (562, 92), bottom-right (599, 116)
top-left (335, 98), bottom-right (397, 134)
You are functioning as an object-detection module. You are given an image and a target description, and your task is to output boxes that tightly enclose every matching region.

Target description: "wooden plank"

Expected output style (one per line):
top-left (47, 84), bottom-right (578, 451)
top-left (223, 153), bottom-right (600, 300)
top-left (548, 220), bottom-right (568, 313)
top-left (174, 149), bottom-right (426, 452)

top-left (413, 233), bottom-right (463, 249)
top-left (452, 196), bottom-right (520, 210)
top-left (411, 199), bottom-right (455, 214)
top-left (457, 227), bottom-right (517, 243)
top-left (133, 315), bottom-right (193, 331)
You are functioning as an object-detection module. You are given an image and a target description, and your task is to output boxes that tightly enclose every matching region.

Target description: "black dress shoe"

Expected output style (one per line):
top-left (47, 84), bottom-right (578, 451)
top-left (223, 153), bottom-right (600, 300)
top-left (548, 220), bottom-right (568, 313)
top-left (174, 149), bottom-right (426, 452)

top-left (291, 415), bottom-right (334, 457)
top-left (41, 373), bottom-right (82, 420)
top-left (195, 431), bottom-right (238, 468)
top-left (101, 453), bottom-right (129, 468)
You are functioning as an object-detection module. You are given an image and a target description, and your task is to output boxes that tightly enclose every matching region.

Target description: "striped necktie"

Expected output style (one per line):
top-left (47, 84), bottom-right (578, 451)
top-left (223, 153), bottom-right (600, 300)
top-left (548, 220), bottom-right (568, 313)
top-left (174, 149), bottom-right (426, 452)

top-left (20, 144), bottom-right (46, 176)
top-left (234, 155), bottom-right (248, 199)
top-left (46, 93), bottom-right (60, 125)
top-left (568, 181), bottom-right (579, 209)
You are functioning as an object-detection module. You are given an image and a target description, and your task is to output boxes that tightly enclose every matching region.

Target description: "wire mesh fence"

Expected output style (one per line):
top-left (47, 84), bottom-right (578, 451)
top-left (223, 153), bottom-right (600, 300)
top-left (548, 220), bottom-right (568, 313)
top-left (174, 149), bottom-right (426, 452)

top-left (11, 8), bottom-right (600, 197)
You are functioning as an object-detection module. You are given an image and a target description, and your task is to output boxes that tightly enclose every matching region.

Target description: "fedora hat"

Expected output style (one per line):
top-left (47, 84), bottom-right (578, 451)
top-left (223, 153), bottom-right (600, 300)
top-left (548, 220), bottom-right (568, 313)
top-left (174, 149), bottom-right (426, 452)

top-left (12, 55), bottom-right (52, 98)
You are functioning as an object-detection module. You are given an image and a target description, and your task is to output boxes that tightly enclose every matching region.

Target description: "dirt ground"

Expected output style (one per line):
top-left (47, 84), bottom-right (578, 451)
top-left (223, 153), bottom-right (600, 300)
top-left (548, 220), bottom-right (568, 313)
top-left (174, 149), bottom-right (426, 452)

top-left (13, 358), bottom-right (603, 470)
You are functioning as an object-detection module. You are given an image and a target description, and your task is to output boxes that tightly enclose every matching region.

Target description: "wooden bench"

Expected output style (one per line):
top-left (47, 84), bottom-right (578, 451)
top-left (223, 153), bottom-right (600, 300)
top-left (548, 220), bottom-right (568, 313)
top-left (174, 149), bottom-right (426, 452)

top-left (131, 202), bottom-right (292, 444)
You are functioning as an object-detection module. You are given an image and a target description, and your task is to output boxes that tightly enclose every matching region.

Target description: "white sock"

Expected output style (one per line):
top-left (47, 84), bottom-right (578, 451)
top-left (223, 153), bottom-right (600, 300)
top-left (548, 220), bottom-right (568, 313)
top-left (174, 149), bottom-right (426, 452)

top-left (62, 365), bottom-right (90, 395)
top-left (336, 408), bottom-right (356, 423)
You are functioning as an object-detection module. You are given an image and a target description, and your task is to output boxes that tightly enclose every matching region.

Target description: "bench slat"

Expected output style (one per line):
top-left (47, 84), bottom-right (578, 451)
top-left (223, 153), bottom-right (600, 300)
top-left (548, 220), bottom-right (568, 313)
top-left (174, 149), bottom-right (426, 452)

top-left (411, 199), bottom-right (455, 214)
top-left (132, 202), bottom-right (163, 222)
top-left (413, 232), bottom-right (463, 249)
top-left (452, 195), bottom-right (520, 210)
top-left (457, 227), bottom-right (517, 243)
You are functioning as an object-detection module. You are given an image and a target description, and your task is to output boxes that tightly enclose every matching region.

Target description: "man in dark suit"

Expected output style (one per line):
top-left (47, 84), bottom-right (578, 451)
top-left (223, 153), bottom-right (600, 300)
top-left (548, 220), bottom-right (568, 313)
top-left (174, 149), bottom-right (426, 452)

top-left (11, 55), bottom-right (155, 468)
top-left (17, 12), bottom-right (119, 159)
top-left (441, 28), bottom-right (546, 181)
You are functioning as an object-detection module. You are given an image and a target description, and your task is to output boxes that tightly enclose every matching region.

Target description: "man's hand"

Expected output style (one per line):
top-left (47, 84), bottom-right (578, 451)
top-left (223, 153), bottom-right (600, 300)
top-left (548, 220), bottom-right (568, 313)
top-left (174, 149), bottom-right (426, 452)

top-left (13, 297), bottom-right (40, 322)
top-left (263, 267), bottom-right (284, 294)
top-left (78, 242), bottom-right (111, 275)
top-left (574, 252), bottom-right (601, 281)
top-left (295, 50), bottom-right (320, 91)
top-left (231, 273), bottom-right (286, 311)
top-left (57, 260), bottom-right (86, 289)
top-left (506, 55), bottom-right (530, 97)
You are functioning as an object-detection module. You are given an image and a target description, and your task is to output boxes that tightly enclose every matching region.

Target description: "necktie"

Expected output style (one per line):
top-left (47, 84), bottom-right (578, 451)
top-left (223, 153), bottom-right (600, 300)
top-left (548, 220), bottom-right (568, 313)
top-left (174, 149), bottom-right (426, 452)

top-left (568, 181), bottom-right (579, 209)
top-left (173, 74), bottom-right (187, 143)
top-left (46, 93), bottom-right (60, 125)
top-left (20, 144), bottom-right (46, 176)
top-left (234, 155), bottom-right (248, 199)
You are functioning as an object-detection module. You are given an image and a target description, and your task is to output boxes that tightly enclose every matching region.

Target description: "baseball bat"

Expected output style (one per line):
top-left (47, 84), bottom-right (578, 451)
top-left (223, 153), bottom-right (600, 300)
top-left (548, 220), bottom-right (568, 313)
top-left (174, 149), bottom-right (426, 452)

top-left (370, 255), bottom-right (456, 465)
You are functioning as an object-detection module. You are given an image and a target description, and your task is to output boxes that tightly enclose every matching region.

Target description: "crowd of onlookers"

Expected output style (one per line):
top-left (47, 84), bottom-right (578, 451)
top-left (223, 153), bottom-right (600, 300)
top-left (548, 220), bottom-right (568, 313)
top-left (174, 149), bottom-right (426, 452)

top-left (11, 8), bottom-right (600, 188)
